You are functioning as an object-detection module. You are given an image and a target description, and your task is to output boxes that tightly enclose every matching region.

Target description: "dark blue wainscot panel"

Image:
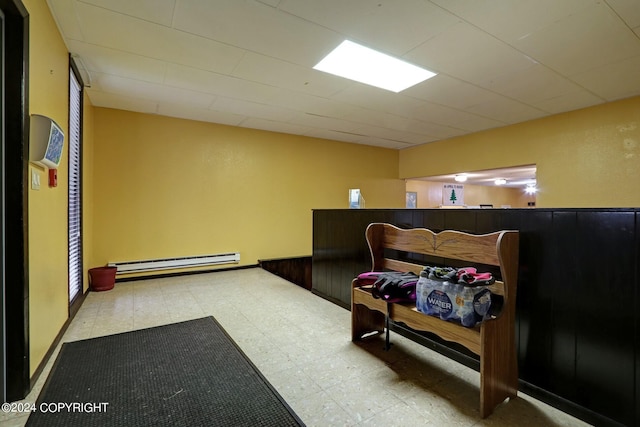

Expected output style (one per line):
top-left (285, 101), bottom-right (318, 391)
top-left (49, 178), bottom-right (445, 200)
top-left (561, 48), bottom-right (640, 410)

top-left (572, 211), bottom-right (636, 426)
top-left (546, 212), bottom-right (580, 401)
top-left (636, 211), bottom-right (640, 427)
top-left (311, 208), bottom-right (639, 427)
top-left (312, 209), bottom-right (393, 307)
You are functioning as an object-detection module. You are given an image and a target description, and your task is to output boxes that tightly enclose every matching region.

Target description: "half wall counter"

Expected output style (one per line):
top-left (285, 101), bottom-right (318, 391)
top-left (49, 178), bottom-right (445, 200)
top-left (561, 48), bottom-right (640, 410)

top-left (312, 208), bottom-right (640, 427)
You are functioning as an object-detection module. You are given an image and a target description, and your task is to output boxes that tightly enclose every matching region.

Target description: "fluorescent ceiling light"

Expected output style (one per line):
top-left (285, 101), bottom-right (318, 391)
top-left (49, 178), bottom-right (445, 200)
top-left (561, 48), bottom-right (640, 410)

top-left (454, 174), bottom-right (468, 182)
top-left (313, 40), bottom-right (437, 93)
top-left (494, 178), bottom-right (507, 185)
top-left (525, 183), bottom-right (538, 194)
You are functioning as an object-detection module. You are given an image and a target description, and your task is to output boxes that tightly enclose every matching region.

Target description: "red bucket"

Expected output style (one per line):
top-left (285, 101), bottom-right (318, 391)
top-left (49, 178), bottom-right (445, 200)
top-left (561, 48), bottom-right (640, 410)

top-left (88, 266), bottom-right (117, 291)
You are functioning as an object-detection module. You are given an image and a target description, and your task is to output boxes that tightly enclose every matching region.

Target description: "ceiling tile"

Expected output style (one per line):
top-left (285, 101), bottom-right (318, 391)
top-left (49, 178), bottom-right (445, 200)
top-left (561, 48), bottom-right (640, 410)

top-left (531, 90), bottom-right (604, 115)
top-left (512, 3), bottom-right (640, 75)
top-left (361, 113), bottom-right (413, 133)
top-left (266, 90), bottom-right (356, 119)
top-left (211, 97), bottom-right (296, 123)
top-left (86, 89), bottom-right (158, 114)
top-left (66, 40), bottom-right (167, 84)
top-left (232, 52), bottom-right (350, 97)
top-left (91, 72), bottom-right (216, 108)
top-left (402, 120), bottom-right (465, 140)
top-left (408, 74), bottom-right (513, 114)
top-left (80, 0), bottom-right (176, 26)
top-left (482, 63), bottom-right (603, 108)
top-left (453, 114), bottom-right (508, 133)
top-left (466, 97), bottom-right (547, 124)
top-left (570, 55), bottom-right (640, 101)
top-left (164, 64), bottom-right (279, 103)
top-left (157, 104), bottom-right (246, 127)
top-left (172, 0), bottom-right (337, 66)
top-left (241, 118), bottom-right (314, 136)
top-left (303, 128), bottom-right (368, 145)
top-left (278, 0), bottom-right (460, 54)
top-left (405, 22), bottom-right (537, 86)
top-left (286, 111), bottom-right (366, 135)
top-left (410, 102), bottom-right (497, 130)
top-left (330, 84), bottom-right (428, 117)
top-left (431, 0), bottom-right (598, 43)
top-left (357, 136), bottom-right (414, 149)
top-left (255, 0), bottom-right (281, 7)
top-left (606, 0), bottom-right (640, 29)
top-left (74, 2), bottom-right (245, 74)
top-left (47, 0), bottom-right (85, 40)
top-left (342, 107), bottom-right (462, 140)
top-left (351, 124), bottom-right (434, 145)
top-left (343, 108), bottom-right (408, 130)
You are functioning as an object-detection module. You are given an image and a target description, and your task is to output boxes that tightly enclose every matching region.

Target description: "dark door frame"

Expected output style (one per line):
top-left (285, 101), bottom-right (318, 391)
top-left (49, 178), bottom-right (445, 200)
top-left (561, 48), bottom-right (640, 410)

top-left (1, 0), bottom-right (29, 402)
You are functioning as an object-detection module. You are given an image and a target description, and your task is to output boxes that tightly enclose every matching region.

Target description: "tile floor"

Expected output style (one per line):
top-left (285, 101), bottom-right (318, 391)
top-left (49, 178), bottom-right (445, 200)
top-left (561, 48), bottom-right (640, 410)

top-left (1, 268), bottom-right (591, 426)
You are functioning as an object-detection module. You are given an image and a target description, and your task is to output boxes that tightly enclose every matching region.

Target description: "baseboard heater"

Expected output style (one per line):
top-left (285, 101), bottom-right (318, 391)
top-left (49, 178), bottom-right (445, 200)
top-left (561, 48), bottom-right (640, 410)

top-left (108, 252), bottom-right (240, 275)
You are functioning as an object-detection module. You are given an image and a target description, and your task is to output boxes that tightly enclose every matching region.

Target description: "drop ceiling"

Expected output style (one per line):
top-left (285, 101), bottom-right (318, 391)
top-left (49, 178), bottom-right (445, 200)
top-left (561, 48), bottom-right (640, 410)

top-left (46, 0), bottom-right (640, 150)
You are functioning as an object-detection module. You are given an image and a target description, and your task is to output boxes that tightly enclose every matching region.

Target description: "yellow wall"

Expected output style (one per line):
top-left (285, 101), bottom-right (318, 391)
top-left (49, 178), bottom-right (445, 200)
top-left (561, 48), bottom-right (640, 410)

top-left (25, 0), bottom-right (72, 375)
top-left (91, 108), bottom-right (404, 271)
top-left (406, 179), bottom-right (533, 208)
top-left (400, 97), bottom-right (640, 208)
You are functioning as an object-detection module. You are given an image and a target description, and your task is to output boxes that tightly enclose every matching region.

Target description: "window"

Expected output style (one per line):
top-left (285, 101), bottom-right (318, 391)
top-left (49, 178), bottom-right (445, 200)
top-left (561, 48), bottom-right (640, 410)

top-left (68, 64), bottom-right (82, 306)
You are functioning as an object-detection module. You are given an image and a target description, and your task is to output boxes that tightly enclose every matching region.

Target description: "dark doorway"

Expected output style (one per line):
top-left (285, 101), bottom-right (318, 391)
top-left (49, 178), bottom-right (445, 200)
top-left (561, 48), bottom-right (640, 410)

top-left (0, 0), bottom-right (29, 402)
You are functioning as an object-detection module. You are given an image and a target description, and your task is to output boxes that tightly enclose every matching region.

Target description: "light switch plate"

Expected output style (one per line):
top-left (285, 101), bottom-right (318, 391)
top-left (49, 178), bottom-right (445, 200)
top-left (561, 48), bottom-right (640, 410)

top-left (31, 170), bottom-right (41, 190)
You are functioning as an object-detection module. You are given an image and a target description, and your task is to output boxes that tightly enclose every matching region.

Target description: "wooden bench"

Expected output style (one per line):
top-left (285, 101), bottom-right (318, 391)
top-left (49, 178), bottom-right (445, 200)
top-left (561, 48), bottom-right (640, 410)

top-left (351, 223), bottom-right (519, 418)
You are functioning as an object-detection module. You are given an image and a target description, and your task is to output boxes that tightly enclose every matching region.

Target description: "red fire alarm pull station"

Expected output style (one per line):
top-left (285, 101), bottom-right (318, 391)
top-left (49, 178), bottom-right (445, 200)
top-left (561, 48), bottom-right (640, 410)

top-left (49, 168), bottom-right (58, 187)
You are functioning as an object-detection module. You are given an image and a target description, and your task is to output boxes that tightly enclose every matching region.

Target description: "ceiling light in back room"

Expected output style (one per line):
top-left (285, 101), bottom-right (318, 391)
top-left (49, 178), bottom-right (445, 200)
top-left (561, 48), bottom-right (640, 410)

top-left (313, 40), bottom-right (437, 93)
top-left (525, 183), bottom-right (538, 194)
top-left (495, 178), bottom-right (507, 185)
top-left (454, 174), bottom-right (468, 182)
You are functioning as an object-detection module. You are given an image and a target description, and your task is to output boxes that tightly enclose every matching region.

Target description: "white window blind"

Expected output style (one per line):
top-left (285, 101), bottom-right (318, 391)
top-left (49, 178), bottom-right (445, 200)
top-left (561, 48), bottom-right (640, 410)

top-left (69, 68), bottom-right (82, 304)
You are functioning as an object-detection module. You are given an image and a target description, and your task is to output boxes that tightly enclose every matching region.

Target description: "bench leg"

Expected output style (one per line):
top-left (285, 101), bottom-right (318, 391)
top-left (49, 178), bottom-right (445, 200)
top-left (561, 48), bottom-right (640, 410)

top-left (479, 317), bottom-right (518, 418)
top-left (351, 303), bottom-right (385, 341)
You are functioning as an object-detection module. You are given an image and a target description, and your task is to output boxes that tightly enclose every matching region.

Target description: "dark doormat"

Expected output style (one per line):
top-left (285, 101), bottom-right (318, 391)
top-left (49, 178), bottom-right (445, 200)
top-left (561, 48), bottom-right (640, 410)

top-left (27, 317), bottom-right (305, 427)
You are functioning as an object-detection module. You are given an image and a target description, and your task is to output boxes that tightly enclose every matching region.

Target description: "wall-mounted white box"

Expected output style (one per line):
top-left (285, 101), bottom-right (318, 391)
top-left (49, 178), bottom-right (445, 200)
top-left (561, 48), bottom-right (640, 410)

top-left (30, 114), bottom-right (65, 169)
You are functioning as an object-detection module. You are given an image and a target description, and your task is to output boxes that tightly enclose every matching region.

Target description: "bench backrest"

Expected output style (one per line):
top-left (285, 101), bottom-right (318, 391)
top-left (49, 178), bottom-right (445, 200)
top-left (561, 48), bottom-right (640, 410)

top-left (365, 223), bottom-right (519, 301)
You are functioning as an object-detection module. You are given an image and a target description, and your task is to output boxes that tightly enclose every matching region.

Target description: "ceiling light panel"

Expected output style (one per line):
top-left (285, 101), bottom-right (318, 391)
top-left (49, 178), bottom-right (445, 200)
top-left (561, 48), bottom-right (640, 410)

top-left (314, 40), bottom-right (437, 92)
